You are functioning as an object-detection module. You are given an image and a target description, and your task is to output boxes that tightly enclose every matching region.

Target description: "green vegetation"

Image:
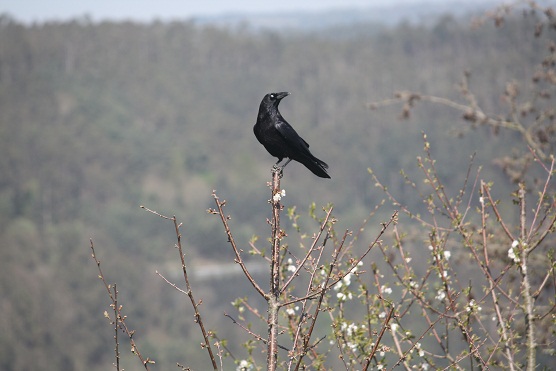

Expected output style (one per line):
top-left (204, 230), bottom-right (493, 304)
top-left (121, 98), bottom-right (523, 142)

top-left (0, 8), bottom-right (553, 369)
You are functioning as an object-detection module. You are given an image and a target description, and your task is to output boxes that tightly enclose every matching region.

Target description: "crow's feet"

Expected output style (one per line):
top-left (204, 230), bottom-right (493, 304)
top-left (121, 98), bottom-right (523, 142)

top-left (271, 165), bottom-right (284, 179)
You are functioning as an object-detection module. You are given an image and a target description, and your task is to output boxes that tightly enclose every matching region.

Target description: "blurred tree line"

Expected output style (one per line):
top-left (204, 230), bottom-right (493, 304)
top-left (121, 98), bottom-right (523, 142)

top-left (0, 10), bottom-right (549, 369)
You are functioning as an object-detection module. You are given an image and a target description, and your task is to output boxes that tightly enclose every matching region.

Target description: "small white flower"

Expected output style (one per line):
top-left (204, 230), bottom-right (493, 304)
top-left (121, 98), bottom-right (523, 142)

top-left (377, 364), bottom-right (384, 370)
top-left (381, 285), bottom-right (392, 295)
top-left (272, 189), bottom-right (286, 202)
top-left (508, 246), bottom-right (520, 263)
top-left (512, 240), bottom-right (519, 248)
top-left (334, 281), bottom-right (343, 291)
top-left (405, 257), bottom-right (412, 263)
top-left (479, 196), bottom-right (484, 205)
top-left (435, 290), bottom-right (446, 301)
top-left (443, 251), bottom-right (451, 260)
top-left (438, 270), bottom-right (448, 279)
top-left (428, 245), bottom-right (434, 251)
top-left (286, 308), bottom-right (296, 316)
top-left (345, 323), bottom-right (358, 336)
top-left (343, 273), bottom-right (352, 287)
top-left (357, 261), bottom-right (364, 266)
top-left (347, 341), bottom-right (357, 352)
top-left (286, 258), bottom-right (296, 272)
top-left (421, 363), bottom-right (429, 370)
top-left (379, 311), bottom-right (386, 319)
top-left (237, 359), bottom-right (253, 371)
top-left (391, 323), bottom-right (399, 332)
top-left (466, 299), bottom-right (475, 312)
top-left (410, 280), bottom-right (418, 288)
top-left (337, 292), bottom-right (346, 301)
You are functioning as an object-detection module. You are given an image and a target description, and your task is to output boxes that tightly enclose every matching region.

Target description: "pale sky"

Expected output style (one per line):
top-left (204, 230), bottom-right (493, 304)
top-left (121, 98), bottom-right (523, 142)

top-left (2, 0), bottom-right (495, 23)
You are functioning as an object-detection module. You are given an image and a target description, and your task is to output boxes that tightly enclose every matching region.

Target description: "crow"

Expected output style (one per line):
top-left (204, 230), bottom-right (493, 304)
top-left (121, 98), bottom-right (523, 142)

top-left (253, 92), bottom-right (330, 178)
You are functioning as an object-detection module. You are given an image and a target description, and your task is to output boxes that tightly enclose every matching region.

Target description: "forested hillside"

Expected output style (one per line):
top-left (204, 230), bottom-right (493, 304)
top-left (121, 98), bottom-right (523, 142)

top-left (0, 9), bottom-right (552, 370)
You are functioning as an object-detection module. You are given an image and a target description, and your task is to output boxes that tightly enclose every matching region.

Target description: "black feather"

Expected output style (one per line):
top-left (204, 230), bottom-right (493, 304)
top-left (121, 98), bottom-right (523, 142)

top-left (253, 92), bottom-right (330, 178)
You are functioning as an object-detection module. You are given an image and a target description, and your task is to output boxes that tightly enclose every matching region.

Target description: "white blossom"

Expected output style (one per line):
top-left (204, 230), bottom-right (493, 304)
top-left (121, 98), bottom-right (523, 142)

top-left (416, 342), bottom-right (425, 357)
top-left (343, 273), bottom-right (352, 286)
top-left (272, 189), bottom-right (286, 202)
top-left (508, 246), bottom-right (520, 263)
top-left (344, 322), bottom-right (358, 337)
top-left (435, 290), bottom-right (446, 301)
top-left (286, 258), bottom-right (296, 272)
top-left (337, 292), bottom-right (346, 301)
top-left (237, 359), bottom-right (253, 371)
top-left (381, 285), bottom-right (393, 295)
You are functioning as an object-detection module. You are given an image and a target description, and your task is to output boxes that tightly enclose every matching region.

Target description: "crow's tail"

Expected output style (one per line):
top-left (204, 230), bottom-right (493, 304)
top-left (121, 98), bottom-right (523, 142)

top-left (298, 154), bottom-right (330, 178)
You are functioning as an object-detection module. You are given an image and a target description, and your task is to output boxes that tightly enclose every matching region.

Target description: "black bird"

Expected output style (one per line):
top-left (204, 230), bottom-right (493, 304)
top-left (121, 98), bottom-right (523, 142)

top-left (254, 92), bottom-right (330, 178)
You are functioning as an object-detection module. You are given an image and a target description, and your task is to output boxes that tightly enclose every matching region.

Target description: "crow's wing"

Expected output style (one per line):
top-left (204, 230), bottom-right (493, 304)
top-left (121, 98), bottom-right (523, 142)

top-left (275, 120), bottom-right (310, 150)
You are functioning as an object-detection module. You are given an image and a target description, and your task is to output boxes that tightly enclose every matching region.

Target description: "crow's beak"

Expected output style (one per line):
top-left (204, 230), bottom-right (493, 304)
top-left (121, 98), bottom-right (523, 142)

top-left (276, 92), bottom-right (290, 100)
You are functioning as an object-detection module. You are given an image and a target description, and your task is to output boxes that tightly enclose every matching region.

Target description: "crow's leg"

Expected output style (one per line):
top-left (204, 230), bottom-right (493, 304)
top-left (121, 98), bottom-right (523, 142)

top-left (272, 158), bottom-right (285, 174)
top-left (271, 158), bottom-right (291, 178)
top-left (279, 158), bottom-right (292, 171)
top-left (274, 158), bottom-right (292, 178)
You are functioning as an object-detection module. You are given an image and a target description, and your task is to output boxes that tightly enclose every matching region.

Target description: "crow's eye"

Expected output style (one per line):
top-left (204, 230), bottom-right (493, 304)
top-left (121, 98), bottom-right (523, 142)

top-left (270, 94), bottom-right (275, 99)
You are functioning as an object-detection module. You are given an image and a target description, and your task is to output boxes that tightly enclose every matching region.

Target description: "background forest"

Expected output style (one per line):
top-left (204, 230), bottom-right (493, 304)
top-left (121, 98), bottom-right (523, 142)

top-left (0, 3), bottom-right (554, 370)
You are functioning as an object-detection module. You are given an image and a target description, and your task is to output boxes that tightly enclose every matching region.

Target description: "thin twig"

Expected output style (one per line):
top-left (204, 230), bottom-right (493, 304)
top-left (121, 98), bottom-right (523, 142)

top-left (89, 239), bottom-right (152, 370)
top-left (141, 206), bottom-right (218, 370)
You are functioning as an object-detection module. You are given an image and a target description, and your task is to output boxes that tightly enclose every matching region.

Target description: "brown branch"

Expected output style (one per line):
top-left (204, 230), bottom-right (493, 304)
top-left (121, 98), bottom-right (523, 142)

top-left (89, 239), bottom-right (153, 370)
top-left (223, 313), bottom-right (290, 352)
top-left (113, 284), bottom-right (121, 371)
top-left (208, 194), bottom-right (267, 299)
top-left (281, 207), bottom-right (334, 294)
top-left (141, 206), bottom-right (218, 370)
top-left (292, 229), bottom-right (350, 371)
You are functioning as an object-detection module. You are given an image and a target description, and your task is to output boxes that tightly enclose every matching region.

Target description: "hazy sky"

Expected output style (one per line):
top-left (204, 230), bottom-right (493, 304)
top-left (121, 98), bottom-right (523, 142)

top-left (3, 0), bottom-right (493, 23)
